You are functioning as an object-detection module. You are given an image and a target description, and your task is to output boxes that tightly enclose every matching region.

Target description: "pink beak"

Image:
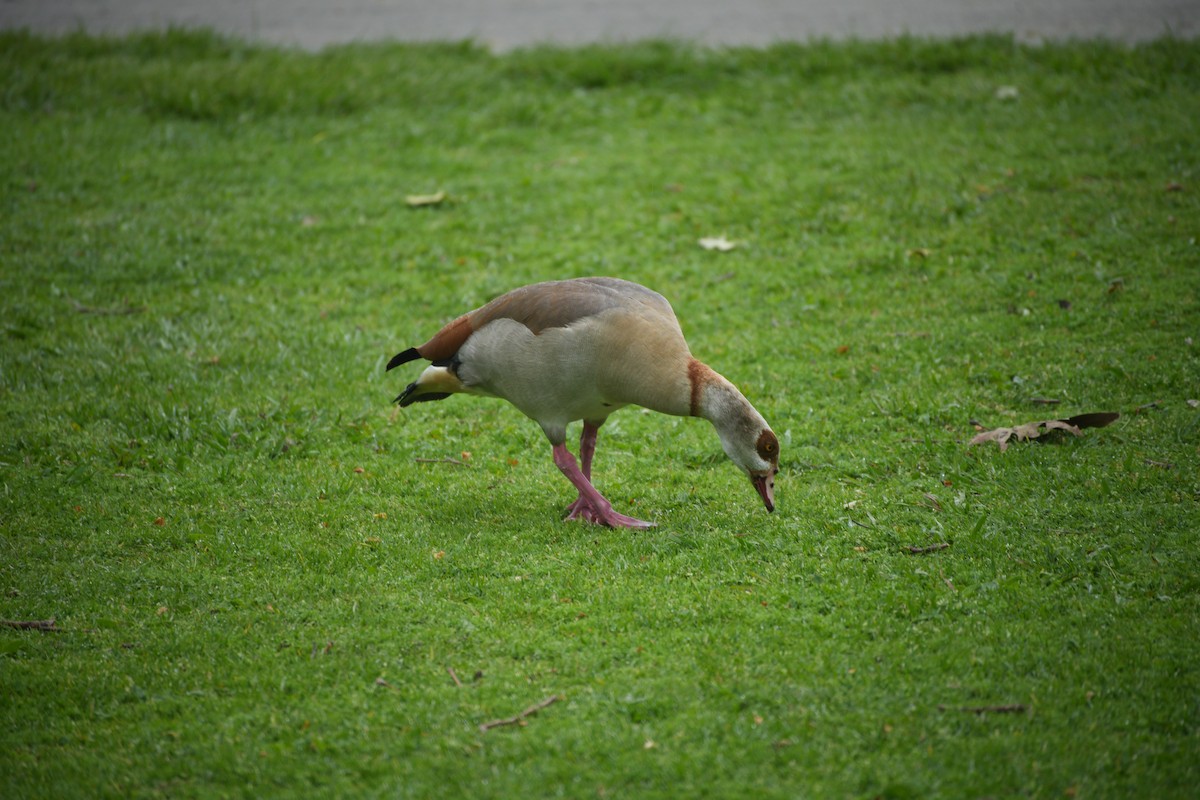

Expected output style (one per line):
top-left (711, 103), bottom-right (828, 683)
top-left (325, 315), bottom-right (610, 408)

top-left (751, 474), bottom-right (775, 513)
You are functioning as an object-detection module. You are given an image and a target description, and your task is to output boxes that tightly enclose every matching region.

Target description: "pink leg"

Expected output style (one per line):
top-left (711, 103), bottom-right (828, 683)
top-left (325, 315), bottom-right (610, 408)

top-left (553, 442), bottom-right (654, 529)
top-left (565, 421), bottom-right (600, 517)
top-left (578, 421), bottom-right (598, 480)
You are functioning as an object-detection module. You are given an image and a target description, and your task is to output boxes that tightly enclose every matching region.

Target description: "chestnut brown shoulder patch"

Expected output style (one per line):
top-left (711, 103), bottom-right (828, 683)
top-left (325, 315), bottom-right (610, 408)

top-left (417, 314), bottom-right (474, 363)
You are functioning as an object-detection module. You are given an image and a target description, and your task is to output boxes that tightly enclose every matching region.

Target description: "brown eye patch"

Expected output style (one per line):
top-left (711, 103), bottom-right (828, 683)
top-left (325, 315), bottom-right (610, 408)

top-left (756, 430), bottom-right (779, 462)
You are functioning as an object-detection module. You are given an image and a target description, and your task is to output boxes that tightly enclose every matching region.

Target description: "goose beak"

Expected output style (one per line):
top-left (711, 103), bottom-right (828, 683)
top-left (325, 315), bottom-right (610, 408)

top-left (751, 473), bottom-right (775, 513)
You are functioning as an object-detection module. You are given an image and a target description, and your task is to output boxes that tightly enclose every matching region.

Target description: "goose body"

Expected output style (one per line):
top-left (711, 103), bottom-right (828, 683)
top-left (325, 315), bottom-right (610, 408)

top-left (388, 277), bottom-right (778, 528)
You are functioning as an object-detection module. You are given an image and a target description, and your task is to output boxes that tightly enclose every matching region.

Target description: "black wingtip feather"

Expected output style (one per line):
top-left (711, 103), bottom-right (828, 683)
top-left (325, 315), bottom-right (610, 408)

top-left (386, 347), bottom-right (421, 371)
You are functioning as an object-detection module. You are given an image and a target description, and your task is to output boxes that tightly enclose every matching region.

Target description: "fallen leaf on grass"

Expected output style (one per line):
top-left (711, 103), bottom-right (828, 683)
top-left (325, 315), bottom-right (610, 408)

top-left (969, 412), bottom-right (1118, 452)
top-left (698, 236), bottom-right (737, 252)
top-left (969, 420), bottom-right (1076, 451)
top-left (405, 190), bottom-right (446, 207)
top-left (1062, 412), bottom-right (1121, 429)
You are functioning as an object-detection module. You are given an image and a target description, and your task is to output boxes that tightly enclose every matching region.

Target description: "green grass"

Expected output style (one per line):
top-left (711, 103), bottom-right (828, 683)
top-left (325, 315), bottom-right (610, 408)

top-left (2, 28), bottom-right (1199, 798)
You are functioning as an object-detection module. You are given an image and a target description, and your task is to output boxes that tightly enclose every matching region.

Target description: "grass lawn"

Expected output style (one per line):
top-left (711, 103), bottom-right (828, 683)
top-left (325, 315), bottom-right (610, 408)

top-left (2, 29), bottom-right (1198, 798)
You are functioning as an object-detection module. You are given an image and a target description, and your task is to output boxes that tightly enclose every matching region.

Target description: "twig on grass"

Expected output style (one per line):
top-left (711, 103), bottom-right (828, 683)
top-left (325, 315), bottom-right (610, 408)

top-left (1, 619), bottom-right (59, 631)
top-left (479, 694), bottom-right (562, 733)
top-left (939, 703), bottom-right (1027, 714)
top-left (414, 457), bottom-right (470, 467)
top-left (448, 667), bottom-right (463, 687)
top-left (905, 542), bottom-right (951, 555)
top-left (68, 296), bottom-right (147, 316)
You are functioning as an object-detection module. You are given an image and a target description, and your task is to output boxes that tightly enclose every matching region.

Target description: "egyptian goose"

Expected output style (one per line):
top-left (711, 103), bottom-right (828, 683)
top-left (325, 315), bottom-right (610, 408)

top-left (387, 277), bottom-right (779, 528)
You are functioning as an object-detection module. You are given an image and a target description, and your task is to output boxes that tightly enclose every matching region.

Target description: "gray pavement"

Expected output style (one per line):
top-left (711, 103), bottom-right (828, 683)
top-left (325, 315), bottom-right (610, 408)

top-left (2, 0), bottom-right (1197, 50)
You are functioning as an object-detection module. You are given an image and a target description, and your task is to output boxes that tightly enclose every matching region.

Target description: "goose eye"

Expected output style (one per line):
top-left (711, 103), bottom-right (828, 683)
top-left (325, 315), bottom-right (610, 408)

top-left (756, 430), bottom-right (779, 461)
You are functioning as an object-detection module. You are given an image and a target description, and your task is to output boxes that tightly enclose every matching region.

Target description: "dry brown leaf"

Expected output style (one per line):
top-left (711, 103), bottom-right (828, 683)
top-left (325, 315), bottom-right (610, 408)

top-left (969, 427), bottom-right (1014, 451)
top-left (969, 412), bottom-right (1117, 451)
